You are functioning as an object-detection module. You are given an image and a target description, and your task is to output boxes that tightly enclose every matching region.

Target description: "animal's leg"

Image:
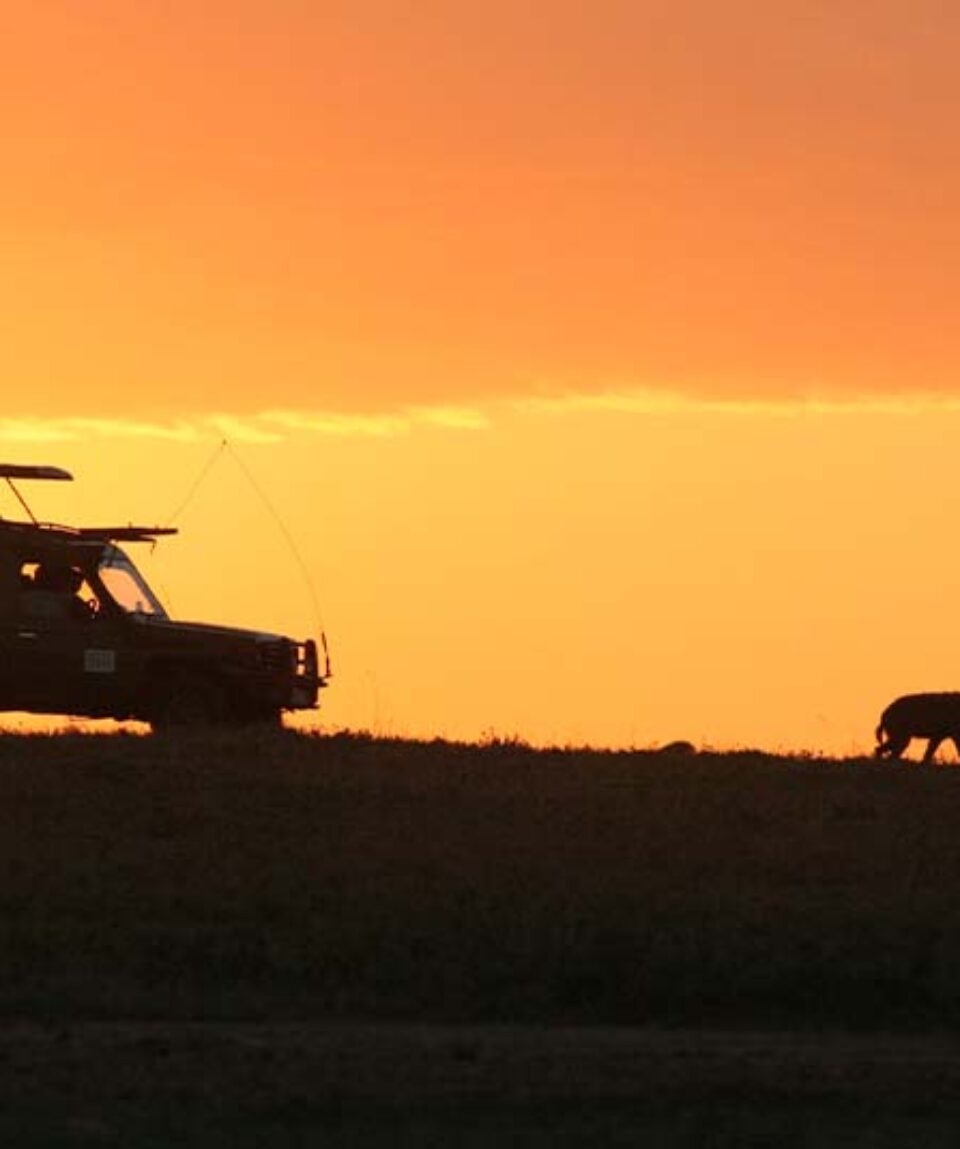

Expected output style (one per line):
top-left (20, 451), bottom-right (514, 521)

top-left (923, 735), bottom-right (944, 764)
top-left (879, 735), bottom-right (909, 759)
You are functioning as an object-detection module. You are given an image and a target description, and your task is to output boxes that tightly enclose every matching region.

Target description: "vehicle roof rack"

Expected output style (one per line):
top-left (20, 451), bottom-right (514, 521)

top-left (76, 526), bottom-right (178, 543)
top-left (0, 463), bottom-right (174, 541)
top-left (0, 465), bottom-right (72, 481)
top-left (0, 520), bottom-right (178, 545)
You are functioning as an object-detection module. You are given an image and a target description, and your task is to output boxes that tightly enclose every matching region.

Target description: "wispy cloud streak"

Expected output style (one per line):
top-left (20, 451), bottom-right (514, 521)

top-left (0, 417), bottom-right (202, 443)
top-left (3, 392), bottom-right (960, 446)
top-left (0, 404), bottom-right (493, 444)
top-left (260, 410), bottom-right (410, 437)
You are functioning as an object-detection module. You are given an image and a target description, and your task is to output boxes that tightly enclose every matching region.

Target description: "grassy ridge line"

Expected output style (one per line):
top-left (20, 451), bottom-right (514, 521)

top-left (0, 730), bottom-right (953, 1028)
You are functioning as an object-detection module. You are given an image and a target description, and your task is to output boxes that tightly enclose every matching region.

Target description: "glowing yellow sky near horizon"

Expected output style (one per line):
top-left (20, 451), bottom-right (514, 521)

top-left (1, 401), bottom-right (958, 757)
top-left (2, 3), bottom-right (960, 753)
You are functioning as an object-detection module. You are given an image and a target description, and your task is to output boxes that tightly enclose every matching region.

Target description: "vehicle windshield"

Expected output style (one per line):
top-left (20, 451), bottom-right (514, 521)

top-left (97, 546), bottom-right (168, 618)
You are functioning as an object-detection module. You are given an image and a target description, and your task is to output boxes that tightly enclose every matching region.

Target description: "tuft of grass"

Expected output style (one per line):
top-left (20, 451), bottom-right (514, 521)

top-left (0, 730), bottom-right (955, 1028)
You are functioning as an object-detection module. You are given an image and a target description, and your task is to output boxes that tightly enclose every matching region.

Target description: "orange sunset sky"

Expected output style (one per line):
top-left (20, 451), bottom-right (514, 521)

top-left (2, 1), bottom-right (960, 753)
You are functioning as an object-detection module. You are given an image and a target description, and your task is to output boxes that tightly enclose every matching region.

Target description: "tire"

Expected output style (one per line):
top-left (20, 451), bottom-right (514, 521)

top-left (149, 671), bottom-right (230, 733)
top-left (236, 706), bottom-right (283, 729)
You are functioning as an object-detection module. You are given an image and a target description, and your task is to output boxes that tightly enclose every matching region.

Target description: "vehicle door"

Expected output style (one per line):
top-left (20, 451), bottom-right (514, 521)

top-left (7, 565), bottom-right (135, 718)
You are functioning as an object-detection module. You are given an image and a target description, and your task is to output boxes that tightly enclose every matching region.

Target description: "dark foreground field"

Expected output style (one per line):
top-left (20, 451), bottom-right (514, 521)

top-left (4, 730), bottom-right (960, 1143)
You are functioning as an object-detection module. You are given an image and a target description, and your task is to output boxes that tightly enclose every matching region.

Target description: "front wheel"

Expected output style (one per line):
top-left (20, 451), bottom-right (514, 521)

top-left (235, 705), bottom-right (283, 729)
top-left (148, 671), bottom-right (229, 733)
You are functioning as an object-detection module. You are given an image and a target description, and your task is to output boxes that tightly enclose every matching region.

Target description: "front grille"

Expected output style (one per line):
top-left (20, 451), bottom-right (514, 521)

top-left (259, 640), bottom-right (291, 673)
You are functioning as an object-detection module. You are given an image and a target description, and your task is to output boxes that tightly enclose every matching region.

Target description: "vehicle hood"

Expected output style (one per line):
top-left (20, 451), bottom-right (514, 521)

top-left (133, 616), bottom-right (290, 644)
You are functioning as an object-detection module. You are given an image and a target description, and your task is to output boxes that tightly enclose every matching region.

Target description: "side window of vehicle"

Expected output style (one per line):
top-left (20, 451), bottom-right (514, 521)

top-left (18, 562), bottom-right (99, 622)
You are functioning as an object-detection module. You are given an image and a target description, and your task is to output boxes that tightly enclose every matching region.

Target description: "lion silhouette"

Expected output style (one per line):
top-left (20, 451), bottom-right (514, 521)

top-left (875, 693), bottom-right (960, 762)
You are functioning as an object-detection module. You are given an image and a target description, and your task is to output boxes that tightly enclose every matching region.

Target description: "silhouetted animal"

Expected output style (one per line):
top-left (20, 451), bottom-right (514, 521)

top-left (656, 740), bottom-right (696, 755)
top-left (875, 693), bottom-right (960, 762)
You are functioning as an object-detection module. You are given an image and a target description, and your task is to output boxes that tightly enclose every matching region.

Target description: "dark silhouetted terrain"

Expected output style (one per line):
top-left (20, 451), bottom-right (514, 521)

top-left (3, 730), bottom-right (960, 1143)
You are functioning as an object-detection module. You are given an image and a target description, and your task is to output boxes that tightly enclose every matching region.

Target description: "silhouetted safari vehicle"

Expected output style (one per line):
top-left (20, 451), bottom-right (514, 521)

top-left (0, 464), bottom-right (327, 731)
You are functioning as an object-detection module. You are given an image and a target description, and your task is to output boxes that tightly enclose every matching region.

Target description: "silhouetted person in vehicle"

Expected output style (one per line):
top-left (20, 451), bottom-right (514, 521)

top-left (23, 564), bottom-right (93, 621)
